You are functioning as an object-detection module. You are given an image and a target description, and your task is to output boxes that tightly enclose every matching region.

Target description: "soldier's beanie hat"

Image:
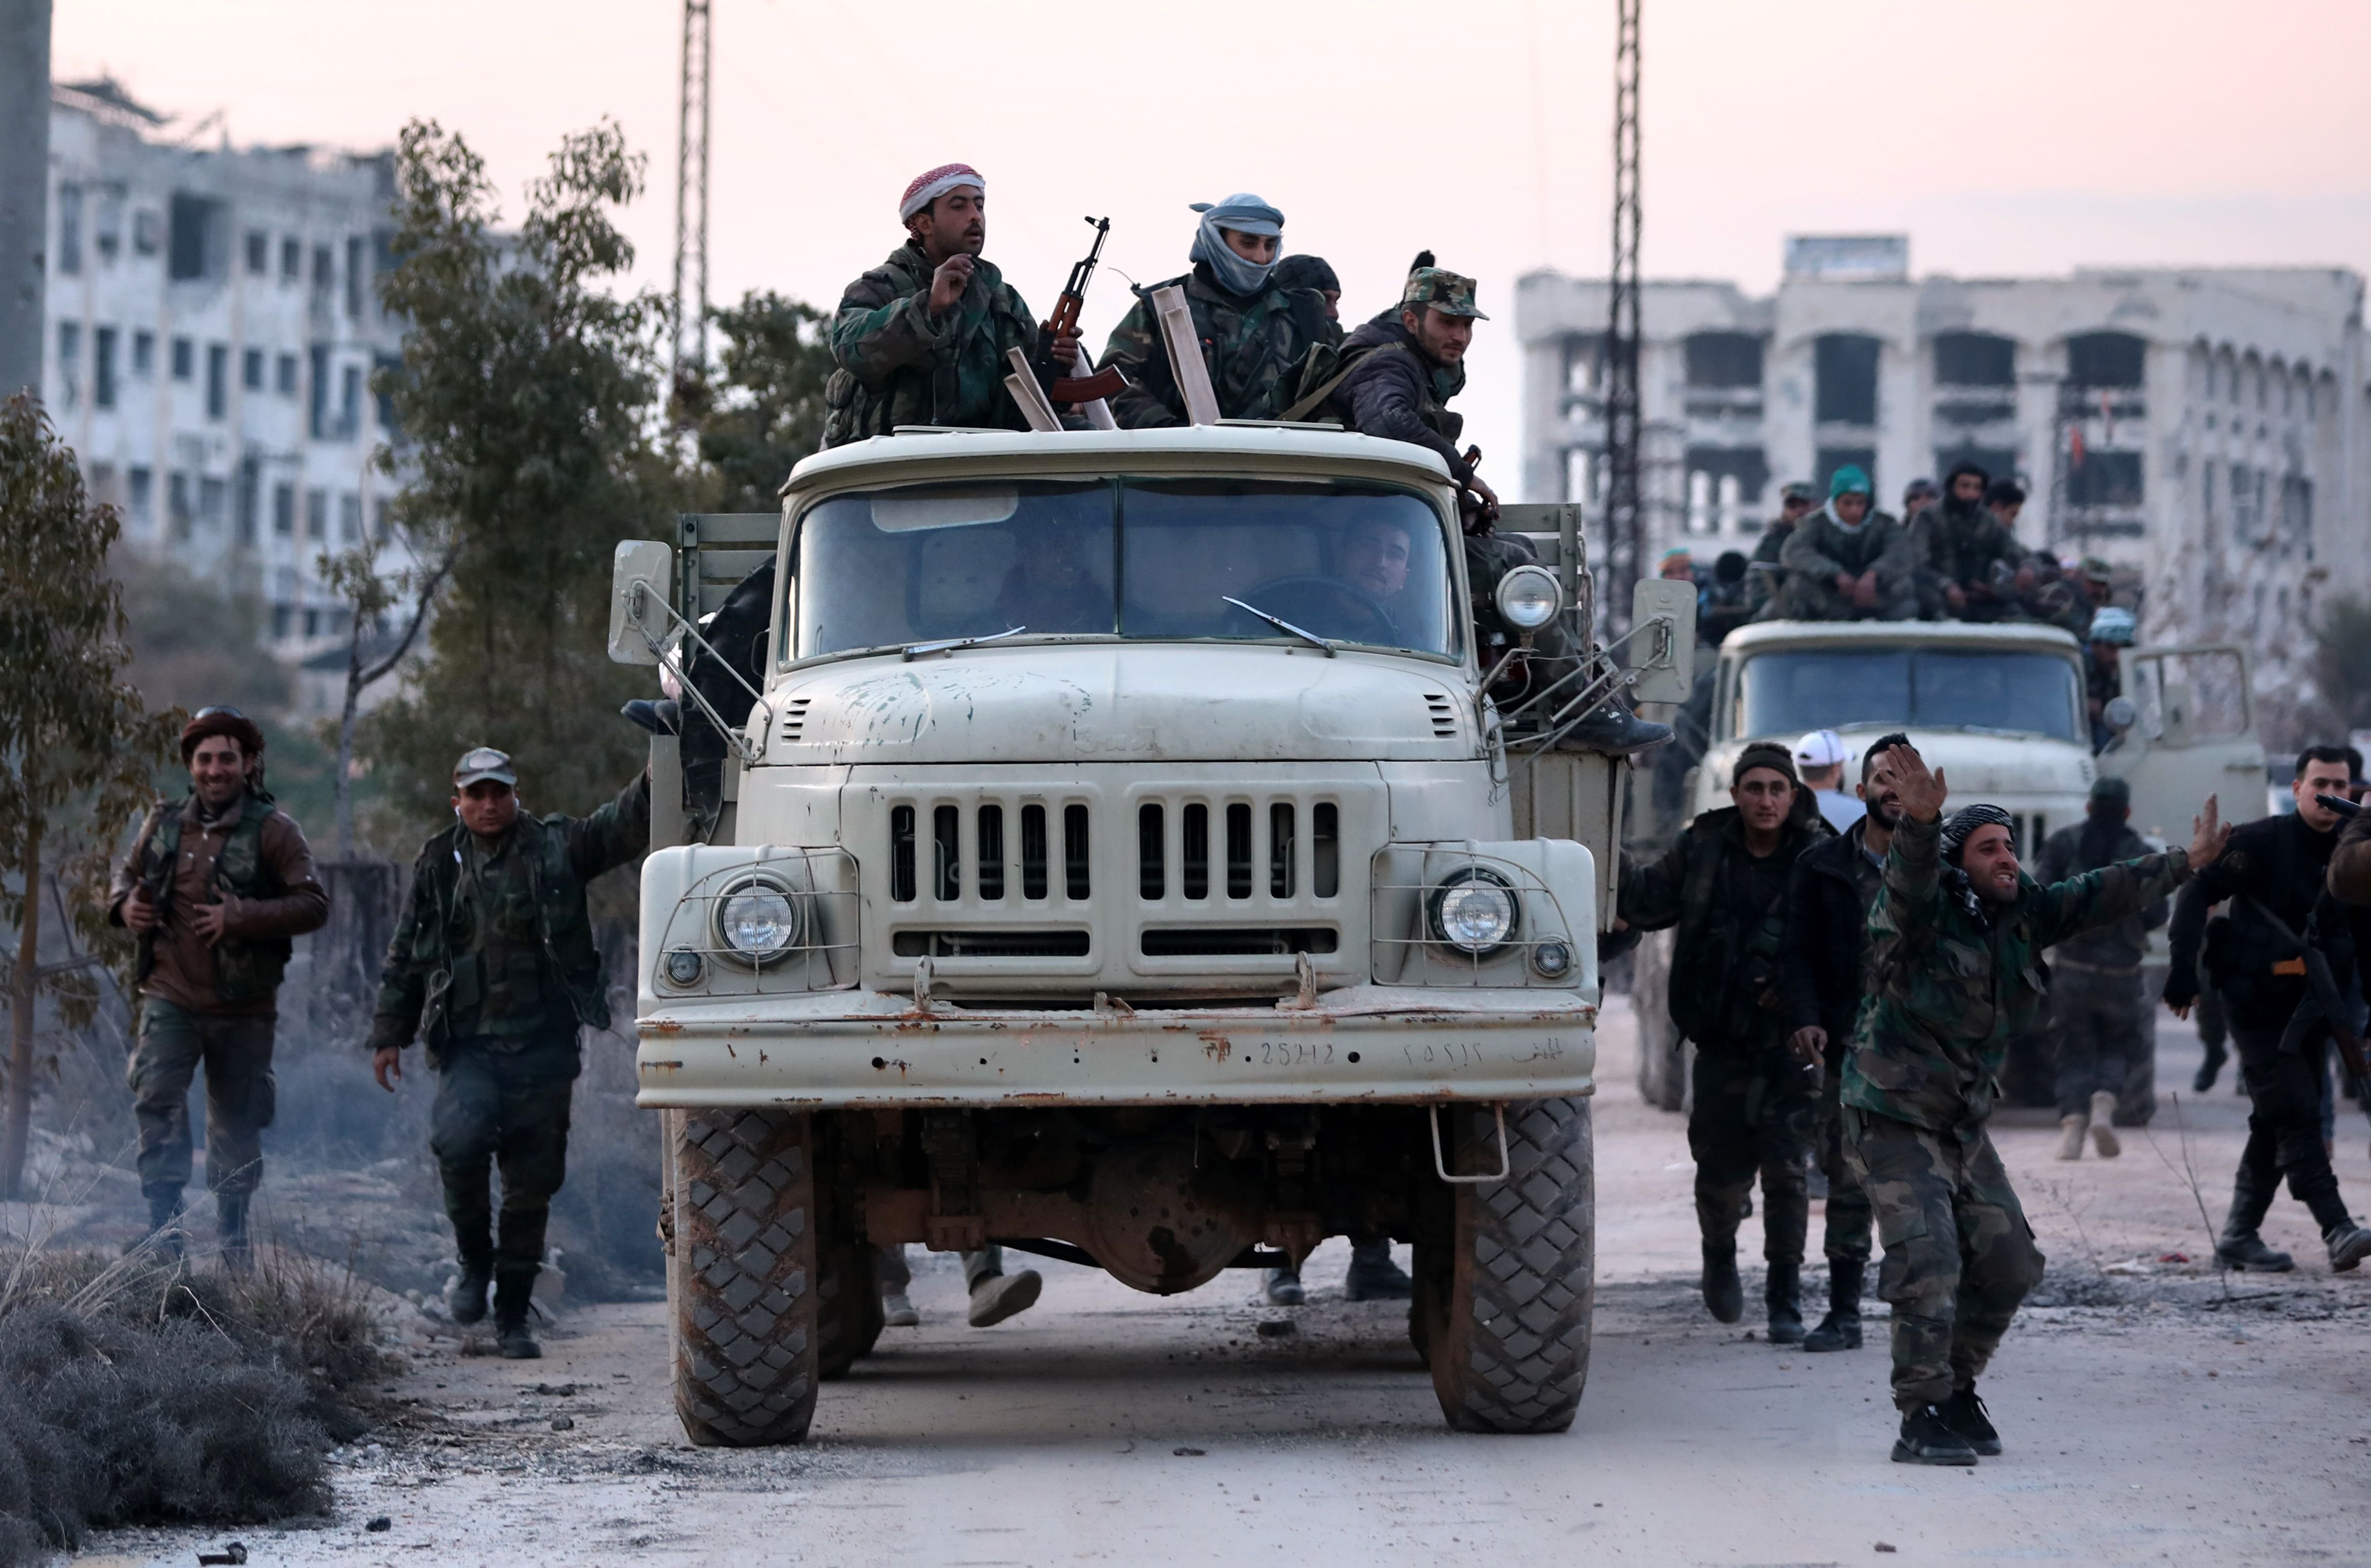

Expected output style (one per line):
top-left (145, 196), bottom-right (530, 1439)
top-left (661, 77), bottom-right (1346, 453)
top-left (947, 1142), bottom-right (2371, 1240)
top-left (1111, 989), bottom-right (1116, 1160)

top-left (1944, 458), bottom-right (1993, 489)
top-left (1274, 254), bottom-right (1339, 293)
top-left (899, 163), bottom-right (983, 222)
top-left (1401, 268), bottom-right (1489, 320)
top-left (1734, 741), bottom-right (1798, 787)
top-left (1828, 464), bottom-right (1872, 499)
top-left (1902, 476), bottom-right (1938, 501)
top-left (1780, 480), bottom-right (1816, 503)
top-left (1941, 802), bottom-right (2016, 863)
top-left (180, 705), bottom-right (266, 765)
top-left (2088, 776), bottom-right (2133, 810)
top-left (2080, 555), bottom-right (2114, 583)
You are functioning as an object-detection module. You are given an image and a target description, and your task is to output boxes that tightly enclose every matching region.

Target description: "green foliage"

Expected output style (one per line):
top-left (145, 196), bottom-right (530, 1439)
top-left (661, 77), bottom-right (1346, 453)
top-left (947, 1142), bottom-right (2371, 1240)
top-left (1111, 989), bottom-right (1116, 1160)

top-left (2313, 594), bottom-right (2371, 733)
top-left (361, 120), bottom-right (674, 840)
top-left (691, 291), bottom-right (835, 512)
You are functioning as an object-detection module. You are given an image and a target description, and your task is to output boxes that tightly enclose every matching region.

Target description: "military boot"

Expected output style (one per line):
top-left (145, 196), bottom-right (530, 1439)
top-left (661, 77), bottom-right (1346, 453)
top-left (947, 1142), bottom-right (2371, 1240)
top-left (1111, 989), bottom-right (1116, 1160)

top-left (2088, 1091), bottom-right (2121, 1158)
top-left (2056, 1113), bottom-right (2088, 1161)
top-left (966, 1267), bottom-right (1043, 1328)
top-left (1263, 1265), bottom-right (1306, 1306)
top-left (1892, 1404), bottom-right (1978, 1466)
top-left (447, 1258), bottom-right (493, 1324)
top-left (138, 1185), bottom-right (185, 1260)
top-left (1938, 1384), bottom-right (2003, 1456)
top-left (216, 1193), bottom-right (252, 1270)
top-left (1344, 1239), bottom-right (1414, 1302)
top-left (1802, 1261), bottom-right (1863, 1352)
top-left (2193, 1038), bottom-right (2227, 1093)
top-left (1765, 1260), bottom-right (1805, 1346)
top-left (2215, 1175), bottom-right (2294, 1273)
top-left (1559, 704), bottom-right (1672, 758)
top-left (2324, 1220), bottom-right (2371, 1273)
top-left (1701, 1243), bottom-right (1744, 1324)
top-left (492, 1265), bottom-right (542, 1359)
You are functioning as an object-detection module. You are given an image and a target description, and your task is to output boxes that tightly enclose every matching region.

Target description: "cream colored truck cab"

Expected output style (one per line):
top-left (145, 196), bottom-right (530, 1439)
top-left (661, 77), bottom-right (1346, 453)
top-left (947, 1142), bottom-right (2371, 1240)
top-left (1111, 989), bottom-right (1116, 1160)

top-left (608, 428), bottom-right (1689, 1445)
top-left (1631, 619), bottom-right (2262, 1113)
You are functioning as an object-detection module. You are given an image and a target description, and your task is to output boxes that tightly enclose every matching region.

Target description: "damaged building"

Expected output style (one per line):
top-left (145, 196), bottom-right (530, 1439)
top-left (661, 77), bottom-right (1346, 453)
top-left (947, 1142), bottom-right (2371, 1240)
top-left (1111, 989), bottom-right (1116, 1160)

top-left (36, 78), bottom-right (405, 705)
top-left (1518, 238), bottom-right (2371, 736)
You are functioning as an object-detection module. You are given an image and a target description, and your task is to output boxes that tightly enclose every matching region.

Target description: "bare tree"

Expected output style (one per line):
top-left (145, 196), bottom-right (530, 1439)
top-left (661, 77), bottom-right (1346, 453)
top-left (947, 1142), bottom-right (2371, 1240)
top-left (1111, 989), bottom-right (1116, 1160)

top-left (317, 536), bottom-right (456, 859)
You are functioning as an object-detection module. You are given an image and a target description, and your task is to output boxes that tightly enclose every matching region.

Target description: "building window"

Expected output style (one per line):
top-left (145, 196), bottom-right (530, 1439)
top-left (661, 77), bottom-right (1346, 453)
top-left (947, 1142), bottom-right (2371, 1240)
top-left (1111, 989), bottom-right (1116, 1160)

top-left (276, 353), bottom-right (297, 397)
top-left (345, 235), bottom-right (365, 317)
top-left (167, 471), bottom-right (192, 540)
top-left (2282, 474), bottom-right (2313, 549)
top-left (303, 607), bottom-right (321, 637)
top-left (273, 481), bottom-right (295, 535)
top-left (271, 604), bottom-right (292, 639)
top-left (373, 351), bottom-right (402, 431)
top-left (132, 209), bottom-right (162, 256)
top-left (55, 321), bottom-right (80, 409)
top-left (1933, 332), bottom-right (2015, 388)
top-left (308, 343), bottom-right (329, 436)
top-left (242, 347), bottom-right (264, 391)
top-left (2067, 332), bottom-right (2146, 390)
top-left (2068, 450), bottom-right (2145, 508)
top-left (236, 456), bottom-right (260, 547)
top-left (338, 492), bottom-right (363, 542)
top-left (1561, 333), bottom-right (1604, 397)
top-left (1816, 446), bottom-right (1877, 498)
top-left (128, 466), bottom-right (152, 525)
top-left (167, 193), bottom-right (221, 281)
top-left (133, 330), bottom-right (155, 377)
top-left (1684, 332), bottom-right (1764, 390)
top-left (281, 236), bottom-right (300, 280)
top-left (93, 326), bottom-right (117, 409)
top-left (205, 344), bottom-right (228, 419)
top-left (1814, 335), bottom-right (1881, 426)
top-left (199, 475), bottom-right (226, 533)
top-left (93, 193), bottom-right (120, 263)
top-left (312, 244), bottom-right (333, 294)
top-left (305, 488), bottom-right (328, 540)
top-left (245, 230), bottom-right (268, 275)
top-left (1683, 446), bottom-right (1771, 533)
top-left (372, 497), bottom-right (392, 544)
top-left (339, 364), bottom-right (362, 438)
top-left (171, 336), bottom-right (193, 380)
top-left (55, 184), bottom-right (82, 275)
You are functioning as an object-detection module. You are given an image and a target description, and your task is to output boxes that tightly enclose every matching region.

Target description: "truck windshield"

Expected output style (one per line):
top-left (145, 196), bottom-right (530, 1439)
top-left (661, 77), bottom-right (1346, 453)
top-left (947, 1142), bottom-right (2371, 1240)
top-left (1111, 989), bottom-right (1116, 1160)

top-left (1733, 647), bottom-right (2083, 743)
top-left (785, 478), bottom-right (1457, 661)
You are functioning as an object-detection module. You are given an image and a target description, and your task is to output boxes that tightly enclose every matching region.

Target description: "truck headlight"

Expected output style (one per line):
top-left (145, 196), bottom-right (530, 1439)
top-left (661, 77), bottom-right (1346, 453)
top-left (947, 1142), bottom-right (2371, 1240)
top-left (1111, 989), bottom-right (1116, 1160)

top-left (1494, 565), bottom-right (1562, 633)
top-left (717, 880), bottom-right (800, 962)
top-left (1428, 867), bottom-right (1519, 957)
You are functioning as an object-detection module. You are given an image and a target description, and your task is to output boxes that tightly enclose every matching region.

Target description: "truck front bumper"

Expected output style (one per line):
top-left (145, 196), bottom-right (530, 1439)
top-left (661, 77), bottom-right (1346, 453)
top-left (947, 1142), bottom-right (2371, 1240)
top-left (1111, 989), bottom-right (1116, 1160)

top-left (634, 985), bottom-right (1596, 1109)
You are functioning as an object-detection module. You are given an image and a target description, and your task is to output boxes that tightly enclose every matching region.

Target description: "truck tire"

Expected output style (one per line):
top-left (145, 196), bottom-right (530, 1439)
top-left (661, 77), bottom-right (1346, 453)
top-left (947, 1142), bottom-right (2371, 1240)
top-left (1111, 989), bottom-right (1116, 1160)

top-left (817, 1234), bottom-right (884, 1381)
top-left (1633, 928), bottom-right (1687, 1112)
top-left (671, 1108), bottom-right (821, 1447)
top-left (1417, 1097), bottom-right (1596, 1434)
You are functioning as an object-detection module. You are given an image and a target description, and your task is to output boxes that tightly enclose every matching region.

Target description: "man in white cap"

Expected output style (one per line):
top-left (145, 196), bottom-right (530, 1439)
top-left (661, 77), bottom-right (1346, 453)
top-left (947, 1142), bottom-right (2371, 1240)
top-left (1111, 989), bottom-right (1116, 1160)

top-left (1097, 193), bottom-right (1340, 427)
top-left (820, 163), bottom-right (1078, 445)
top-left (1795, 729), bottom-right (1863, 833)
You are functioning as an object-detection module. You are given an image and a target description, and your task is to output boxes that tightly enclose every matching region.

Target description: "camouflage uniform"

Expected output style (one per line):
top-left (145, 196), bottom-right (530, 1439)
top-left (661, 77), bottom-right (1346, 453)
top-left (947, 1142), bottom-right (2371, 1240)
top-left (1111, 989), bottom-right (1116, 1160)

top-left (2033, 817), bottom-right (2166, 1119)
top-left (370, 770), bottom-right (651, 1320)
top-left (1907, 500), bottom-right (2023, 621)
top-left (821, 243), bottom-right (1053, 445)
top-left (1769, 505), bottom-right (1919, 621)
top-left (1844, 812), bottom-right (2189, 1408)
top-left (1097, 264), bottom-right (1337, 428)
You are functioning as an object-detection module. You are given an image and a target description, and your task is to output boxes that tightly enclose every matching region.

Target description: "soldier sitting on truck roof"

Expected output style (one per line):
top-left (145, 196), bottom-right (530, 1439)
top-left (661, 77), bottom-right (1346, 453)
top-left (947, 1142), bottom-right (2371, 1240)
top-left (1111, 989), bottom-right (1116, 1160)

top-left (1762, 466), bottom-right (1918, 622)
top-left (1744, 481), bottom-right (1816, 618)
top-left (1908, 462), bottom-right (2023, 622)
top-left (820, 163), bottom-right (1079, 446)
top-left (1273, 254), bottom-right (1341, 322)
top-left (1097, 194), bottom-right (1340, 428)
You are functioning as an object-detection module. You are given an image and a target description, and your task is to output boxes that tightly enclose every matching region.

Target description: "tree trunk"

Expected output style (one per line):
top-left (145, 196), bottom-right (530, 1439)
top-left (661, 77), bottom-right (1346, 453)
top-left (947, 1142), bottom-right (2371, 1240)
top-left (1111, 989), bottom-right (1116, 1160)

top-left (3, 809), bottom-right (42, 1201)
top-left (336, 614), bottom-right (365, 858)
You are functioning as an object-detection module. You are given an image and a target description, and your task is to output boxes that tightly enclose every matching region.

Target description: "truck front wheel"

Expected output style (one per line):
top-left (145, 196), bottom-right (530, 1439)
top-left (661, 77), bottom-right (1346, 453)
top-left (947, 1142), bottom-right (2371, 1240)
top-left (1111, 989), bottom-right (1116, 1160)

top-left (670, 1109), bottom-right (821, 1446)
top-left (1415, 1097), bottom-right (1596, 1434)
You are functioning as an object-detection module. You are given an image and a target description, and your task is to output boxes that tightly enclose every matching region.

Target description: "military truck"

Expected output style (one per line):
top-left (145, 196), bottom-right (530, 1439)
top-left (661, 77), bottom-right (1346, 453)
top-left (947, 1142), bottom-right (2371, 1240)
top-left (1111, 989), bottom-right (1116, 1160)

top-left (1631, 618), bottom-right (2264, 1113)
top-left (608, 427), bottom-right (1692, 1445)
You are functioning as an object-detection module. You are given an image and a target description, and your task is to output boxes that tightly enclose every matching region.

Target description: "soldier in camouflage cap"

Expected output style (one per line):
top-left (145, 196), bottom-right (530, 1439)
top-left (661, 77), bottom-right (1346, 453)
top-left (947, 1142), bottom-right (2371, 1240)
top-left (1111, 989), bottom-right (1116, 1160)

top-left (1843, 744), bottom-right (2223, 1464)
top-left (1310, 263), bottom-right (1493, 506)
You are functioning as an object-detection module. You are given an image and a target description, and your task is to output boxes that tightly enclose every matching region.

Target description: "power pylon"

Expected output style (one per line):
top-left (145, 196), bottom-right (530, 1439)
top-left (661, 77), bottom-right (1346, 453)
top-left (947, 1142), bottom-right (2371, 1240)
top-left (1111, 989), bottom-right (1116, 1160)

top-left (1602, 0), bottom-right (1642, 632)
top-left (671, 0), bottom-right (712, 389)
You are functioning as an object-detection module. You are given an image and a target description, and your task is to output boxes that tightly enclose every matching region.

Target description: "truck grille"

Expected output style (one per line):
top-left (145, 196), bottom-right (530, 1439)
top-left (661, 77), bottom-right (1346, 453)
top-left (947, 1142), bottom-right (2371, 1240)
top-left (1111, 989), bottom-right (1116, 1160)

top-left (889, 801), bottom-right (1091, 905)
top-left (1136, 800), bottom-right (1340, 902)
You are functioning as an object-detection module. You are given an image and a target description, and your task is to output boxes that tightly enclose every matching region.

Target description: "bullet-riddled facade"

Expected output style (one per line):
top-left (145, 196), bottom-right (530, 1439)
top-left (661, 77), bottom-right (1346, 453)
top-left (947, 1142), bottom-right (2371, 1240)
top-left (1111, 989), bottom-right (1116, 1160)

top-left (1519, 243), bottom-right (2370, 737)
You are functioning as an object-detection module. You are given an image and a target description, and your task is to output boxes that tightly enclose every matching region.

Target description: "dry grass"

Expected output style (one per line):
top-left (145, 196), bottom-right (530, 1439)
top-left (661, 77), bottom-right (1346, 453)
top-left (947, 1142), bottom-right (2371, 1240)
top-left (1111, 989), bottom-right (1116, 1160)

top-left (0, 1240), bottom-right (387, 1565)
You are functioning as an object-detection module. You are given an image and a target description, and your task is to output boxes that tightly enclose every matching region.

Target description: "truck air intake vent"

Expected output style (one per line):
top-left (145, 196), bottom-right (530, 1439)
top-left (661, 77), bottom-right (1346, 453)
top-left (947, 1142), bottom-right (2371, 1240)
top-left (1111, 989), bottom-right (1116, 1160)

top-left (1139, 927), bottom-right (1339, 957)
top-left (780, 697), bottom-right (813, 741)
top-left (1425, 692), bottom-right (1458, 738)
top-left (892, 929), bottom-right (1091, 959)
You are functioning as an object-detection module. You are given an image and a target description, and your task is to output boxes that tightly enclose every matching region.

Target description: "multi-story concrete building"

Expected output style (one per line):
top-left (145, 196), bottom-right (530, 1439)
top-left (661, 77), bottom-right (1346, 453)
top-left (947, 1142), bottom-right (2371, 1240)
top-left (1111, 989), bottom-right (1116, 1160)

top-left (39, 78), bottom-right (402, 676)
top-left (1519, 239), bottom-right (2371, 732)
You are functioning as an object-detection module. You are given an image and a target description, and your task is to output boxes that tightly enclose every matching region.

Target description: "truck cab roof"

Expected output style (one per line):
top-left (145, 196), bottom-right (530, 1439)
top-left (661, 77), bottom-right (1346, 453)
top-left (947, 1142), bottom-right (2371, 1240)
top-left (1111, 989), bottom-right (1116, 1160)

top-left (782, 424), bottom-right (1459, 500)
top-left (1715, 618), bottom-right (2084, 656)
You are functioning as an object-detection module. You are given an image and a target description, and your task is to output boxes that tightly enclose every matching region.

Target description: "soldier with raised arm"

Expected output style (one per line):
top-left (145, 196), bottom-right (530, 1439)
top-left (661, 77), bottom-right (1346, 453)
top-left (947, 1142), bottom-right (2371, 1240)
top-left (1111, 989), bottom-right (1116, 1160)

top-left (1846, 745), bottom-right (2220, 1465)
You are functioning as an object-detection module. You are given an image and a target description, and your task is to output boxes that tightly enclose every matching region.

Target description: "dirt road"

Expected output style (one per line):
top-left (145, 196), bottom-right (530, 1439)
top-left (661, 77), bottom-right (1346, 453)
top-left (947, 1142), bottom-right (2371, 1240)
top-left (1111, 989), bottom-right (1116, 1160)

top-left (88, 1001), bottom-right (2371, 1567)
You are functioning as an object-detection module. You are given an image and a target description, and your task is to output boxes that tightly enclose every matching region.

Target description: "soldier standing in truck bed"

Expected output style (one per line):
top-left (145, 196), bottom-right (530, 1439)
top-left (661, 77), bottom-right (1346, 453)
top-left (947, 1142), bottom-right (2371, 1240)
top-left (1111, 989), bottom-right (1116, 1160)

top-left (820, 164), bottom-right (1078, 446)
top-left (368, 748), bottom-right (651, 1358)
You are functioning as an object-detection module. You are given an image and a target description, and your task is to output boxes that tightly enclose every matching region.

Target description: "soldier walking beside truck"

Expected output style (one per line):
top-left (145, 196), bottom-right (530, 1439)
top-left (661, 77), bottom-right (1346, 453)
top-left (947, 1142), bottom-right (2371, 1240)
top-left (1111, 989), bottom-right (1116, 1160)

top-left (2033, 778), bottom-right (2166, 1161)
top-left (108, 707), bottom-right (328, 1262)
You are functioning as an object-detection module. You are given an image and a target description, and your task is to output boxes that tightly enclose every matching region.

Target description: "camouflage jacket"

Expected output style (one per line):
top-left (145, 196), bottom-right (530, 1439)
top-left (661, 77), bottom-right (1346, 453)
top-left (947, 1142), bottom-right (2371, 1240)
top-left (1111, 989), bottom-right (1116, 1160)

top-left (1618, 802), bottom-right (1831, 1048)
top-left (1778, 506), bottom-right (1915, 592)
top-left (1844, 812), bottom-right (2190, 1136)
top-left (1098, 263), bottom-right (1339, 428)
top-left (1908, 502), bottom-right (2022, 591)
top-left (1320, 314), bottom-right (1473, 485)
top-left (369, 773), bottom-right (651, 1062)
top-left (821, 243), bottom-right (1050, 446)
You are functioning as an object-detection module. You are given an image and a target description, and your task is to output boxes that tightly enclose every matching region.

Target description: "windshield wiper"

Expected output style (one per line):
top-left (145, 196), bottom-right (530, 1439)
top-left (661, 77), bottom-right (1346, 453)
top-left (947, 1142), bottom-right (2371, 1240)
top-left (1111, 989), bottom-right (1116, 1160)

top-left (1222, 596), bottom-right (1335, 657)
top-left (902, 626), bottom-right (1027, 662)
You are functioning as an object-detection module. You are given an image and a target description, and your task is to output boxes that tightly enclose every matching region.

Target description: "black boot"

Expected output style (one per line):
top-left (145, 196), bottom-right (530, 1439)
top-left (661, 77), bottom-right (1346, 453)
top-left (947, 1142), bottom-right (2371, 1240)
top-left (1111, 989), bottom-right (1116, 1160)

top-left (2325, 1220), bottom-right (2371, 1273)
top-left (1701, 1243), bottom-right (1743, 1324)
top-left (2215, 1175), bottom-right (2294, 1273)
top-left (215, 1193), bottom-right (251, 1270)
top-left (448, 1258), bottom-right (493, 1324)
top-left (1263, 1265), bottom-right (1306, 1306)
top-left (2193, 1039), bottom-right (2227, 1094)
top-left (1802, 1261), bottom-right (1864, 1351)
top-left (139, 1185), bottom-right (185, 1260)
top-left (1344, 1238), bottom-right (1414, 1302)
top-left (1558, 704), bottom-right (1673, 757)
top-left (1892, 1404), bottom-right (1978, 1466)
top-left (1937, 1384), bottom-right (2002, 1456)
top-left (493, 1265), bottom-right (541, 1359)
top-left (1765, 1260), bottom-right (1805, 1346)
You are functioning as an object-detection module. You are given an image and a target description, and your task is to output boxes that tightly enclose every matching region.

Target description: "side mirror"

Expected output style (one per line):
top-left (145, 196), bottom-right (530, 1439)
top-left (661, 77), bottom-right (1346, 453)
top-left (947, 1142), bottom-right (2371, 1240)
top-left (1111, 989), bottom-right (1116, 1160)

top-left (1627, 578), bottom-right (1697, 705)
top-left (2102, 695), bottom-right (2137, 733)
top-left (609, 540), bottom-right (674, 666)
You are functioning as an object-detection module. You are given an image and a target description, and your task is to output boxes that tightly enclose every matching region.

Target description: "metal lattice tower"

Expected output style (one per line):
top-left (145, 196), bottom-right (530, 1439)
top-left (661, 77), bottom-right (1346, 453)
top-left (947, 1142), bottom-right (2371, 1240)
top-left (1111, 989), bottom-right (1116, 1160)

top-left (670, 0), bottom-right (712, 387)
top-left (1602, 0), bottom-right (1643, 632)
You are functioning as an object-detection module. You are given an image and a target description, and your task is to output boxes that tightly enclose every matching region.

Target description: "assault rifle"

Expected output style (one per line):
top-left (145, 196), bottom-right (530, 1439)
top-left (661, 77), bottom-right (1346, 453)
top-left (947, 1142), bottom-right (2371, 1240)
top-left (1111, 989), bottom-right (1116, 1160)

top-left (2263, 788), bottom-right (2371, 1106)
top-left (1047, 216), bottom-right (1126, 406)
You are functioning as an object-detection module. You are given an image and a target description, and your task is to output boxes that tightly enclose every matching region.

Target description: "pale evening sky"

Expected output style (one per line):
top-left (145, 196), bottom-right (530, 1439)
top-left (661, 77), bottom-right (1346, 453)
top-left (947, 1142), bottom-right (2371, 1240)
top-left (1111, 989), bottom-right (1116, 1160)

top-left (52, 0), bottom-right (2371, 493)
